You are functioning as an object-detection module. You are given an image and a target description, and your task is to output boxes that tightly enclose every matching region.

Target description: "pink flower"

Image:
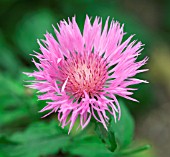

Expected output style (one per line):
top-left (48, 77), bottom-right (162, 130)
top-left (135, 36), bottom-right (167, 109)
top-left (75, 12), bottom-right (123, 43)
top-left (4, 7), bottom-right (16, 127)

top-left (25, 16), bottom-right (148, 133)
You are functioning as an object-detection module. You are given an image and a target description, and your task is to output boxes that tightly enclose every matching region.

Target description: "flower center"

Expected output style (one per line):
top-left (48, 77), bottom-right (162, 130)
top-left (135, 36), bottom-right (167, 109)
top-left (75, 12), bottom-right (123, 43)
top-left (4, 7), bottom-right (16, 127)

top-left (59, 53), bottom-right (108, 99)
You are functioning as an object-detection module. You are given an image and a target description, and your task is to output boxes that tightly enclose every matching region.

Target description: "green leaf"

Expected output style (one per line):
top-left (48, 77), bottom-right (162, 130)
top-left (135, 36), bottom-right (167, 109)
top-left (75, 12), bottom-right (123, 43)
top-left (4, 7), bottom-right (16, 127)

top-left (0, 31), bottom-right (21, 76)
top-left (95, 100), bottom-right (134, 152)
top-left (14, 9), bottom-right (55, 60)
top-left (3, 121), bottom-right (69, 157)
top-left (0, 136), bottom-right (18, 145)
top-left (114, 144), bottom-right (151, 157)
top-left (66, 135), bottom-right (114, 157)
top-left (95, 123), bottom-right (117, 152)
top-left (0, 74), bottom-right (39, 129)
top-left (109, 100), bottom-right (135, 149)
top-left (108, 131), bottom-right (117, 151)
top-left (0, 136), bottom-right (18, 157)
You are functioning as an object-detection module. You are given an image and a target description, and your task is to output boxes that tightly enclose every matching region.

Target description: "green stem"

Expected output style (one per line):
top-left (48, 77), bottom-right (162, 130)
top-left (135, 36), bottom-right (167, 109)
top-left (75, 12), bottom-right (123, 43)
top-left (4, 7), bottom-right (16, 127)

top-left (114, 145), bottom-right (151, 156)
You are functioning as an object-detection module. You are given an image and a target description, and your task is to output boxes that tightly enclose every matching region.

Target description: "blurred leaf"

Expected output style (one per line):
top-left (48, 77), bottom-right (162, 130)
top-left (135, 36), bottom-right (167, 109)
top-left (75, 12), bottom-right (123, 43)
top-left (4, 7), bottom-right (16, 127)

top-left (0, 31), bottom-right (21, 75)
top-left (0, 74), bottom-right (24, 97)
top-left (0, 136), bottom-right (18, 145)
top-left (109, 100), bottom-right (134, 149)
top-left (114, 145), bottom-right (151, 157)
top-left (95, 100), bottom-right (134, 152)
top-left (14, 9), bottom-right (55, 60)
top-left (2, 121), bottom-right (69, 157)
top-left (0, 136), bottom-right (18, 157)
top-left (66, 135), bottom-right (114, 157)
top-left (0, 74), bottom-right (39, 129)
top-left (95, 123), bottom-right (117, 152)
top-left (10, 120), bottom-right (65, 142)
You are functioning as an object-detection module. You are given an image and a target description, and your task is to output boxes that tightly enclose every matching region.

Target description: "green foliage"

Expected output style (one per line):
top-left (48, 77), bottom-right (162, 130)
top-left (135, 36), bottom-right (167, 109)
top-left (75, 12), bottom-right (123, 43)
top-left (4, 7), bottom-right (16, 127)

top-left (0, 31), bottom-right (21, 76)
top-left (14, 10), bottom-right (56, 60)
top-left (0, 121), bottom-right (69, 157)
top-left (0, 77), bottom-right (149, 157)
top-left (109, 100), bottom-right (135, 149)
top-left (66, 136), bottom-right (114, 157)
top-left (95, 101), bottom-right (135, 153)
top-left (95, 122), bottom-right (117, 152)
top-left (0, 74), bottom-right (39, 130)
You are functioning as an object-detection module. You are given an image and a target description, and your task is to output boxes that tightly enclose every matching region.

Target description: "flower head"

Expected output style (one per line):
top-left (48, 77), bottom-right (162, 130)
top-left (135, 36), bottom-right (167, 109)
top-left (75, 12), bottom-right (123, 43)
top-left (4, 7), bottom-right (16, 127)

top-left (25, 16), bottom-right (148, 133)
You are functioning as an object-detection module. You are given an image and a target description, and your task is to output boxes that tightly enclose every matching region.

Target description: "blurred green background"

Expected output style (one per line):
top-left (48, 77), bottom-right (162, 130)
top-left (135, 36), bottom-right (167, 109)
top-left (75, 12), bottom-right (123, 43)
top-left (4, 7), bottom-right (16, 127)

top-left (0, 0), bottom-right (170, 157)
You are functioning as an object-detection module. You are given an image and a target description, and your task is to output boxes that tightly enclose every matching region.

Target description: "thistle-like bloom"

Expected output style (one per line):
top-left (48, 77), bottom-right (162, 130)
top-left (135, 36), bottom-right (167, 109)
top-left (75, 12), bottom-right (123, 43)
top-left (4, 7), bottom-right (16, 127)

top-left (25, 16), bottom-right (148, 133)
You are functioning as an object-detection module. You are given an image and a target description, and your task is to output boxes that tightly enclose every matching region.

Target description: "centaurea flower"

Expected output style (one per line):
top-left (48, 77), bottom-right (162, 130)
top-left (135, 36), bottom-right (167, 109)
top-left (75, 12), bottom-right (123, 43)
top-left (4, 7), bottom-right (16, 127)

top-left (25, 16), bottom-right (148, 133)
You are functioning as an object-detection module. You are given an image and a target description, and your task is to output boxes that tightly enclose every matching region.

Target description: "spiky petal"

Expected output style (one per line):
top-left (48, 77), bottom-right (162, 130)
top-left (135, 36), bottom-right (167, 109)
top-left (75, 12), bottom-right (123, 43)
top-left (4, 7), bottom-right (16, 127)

top-left (25, 15), bottom-right (148, 133)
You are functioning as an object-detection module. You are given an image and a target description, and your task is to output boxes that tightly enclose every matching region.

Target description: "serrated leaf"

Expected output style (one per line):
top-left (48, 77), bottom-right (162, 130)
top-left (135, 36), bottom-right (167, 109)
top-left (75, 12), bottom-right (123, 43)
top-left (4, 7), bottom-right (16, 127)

top-left (66, 135), bottom-right (114, 157)
top-left (2, 121), bottom-right (69, 157)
